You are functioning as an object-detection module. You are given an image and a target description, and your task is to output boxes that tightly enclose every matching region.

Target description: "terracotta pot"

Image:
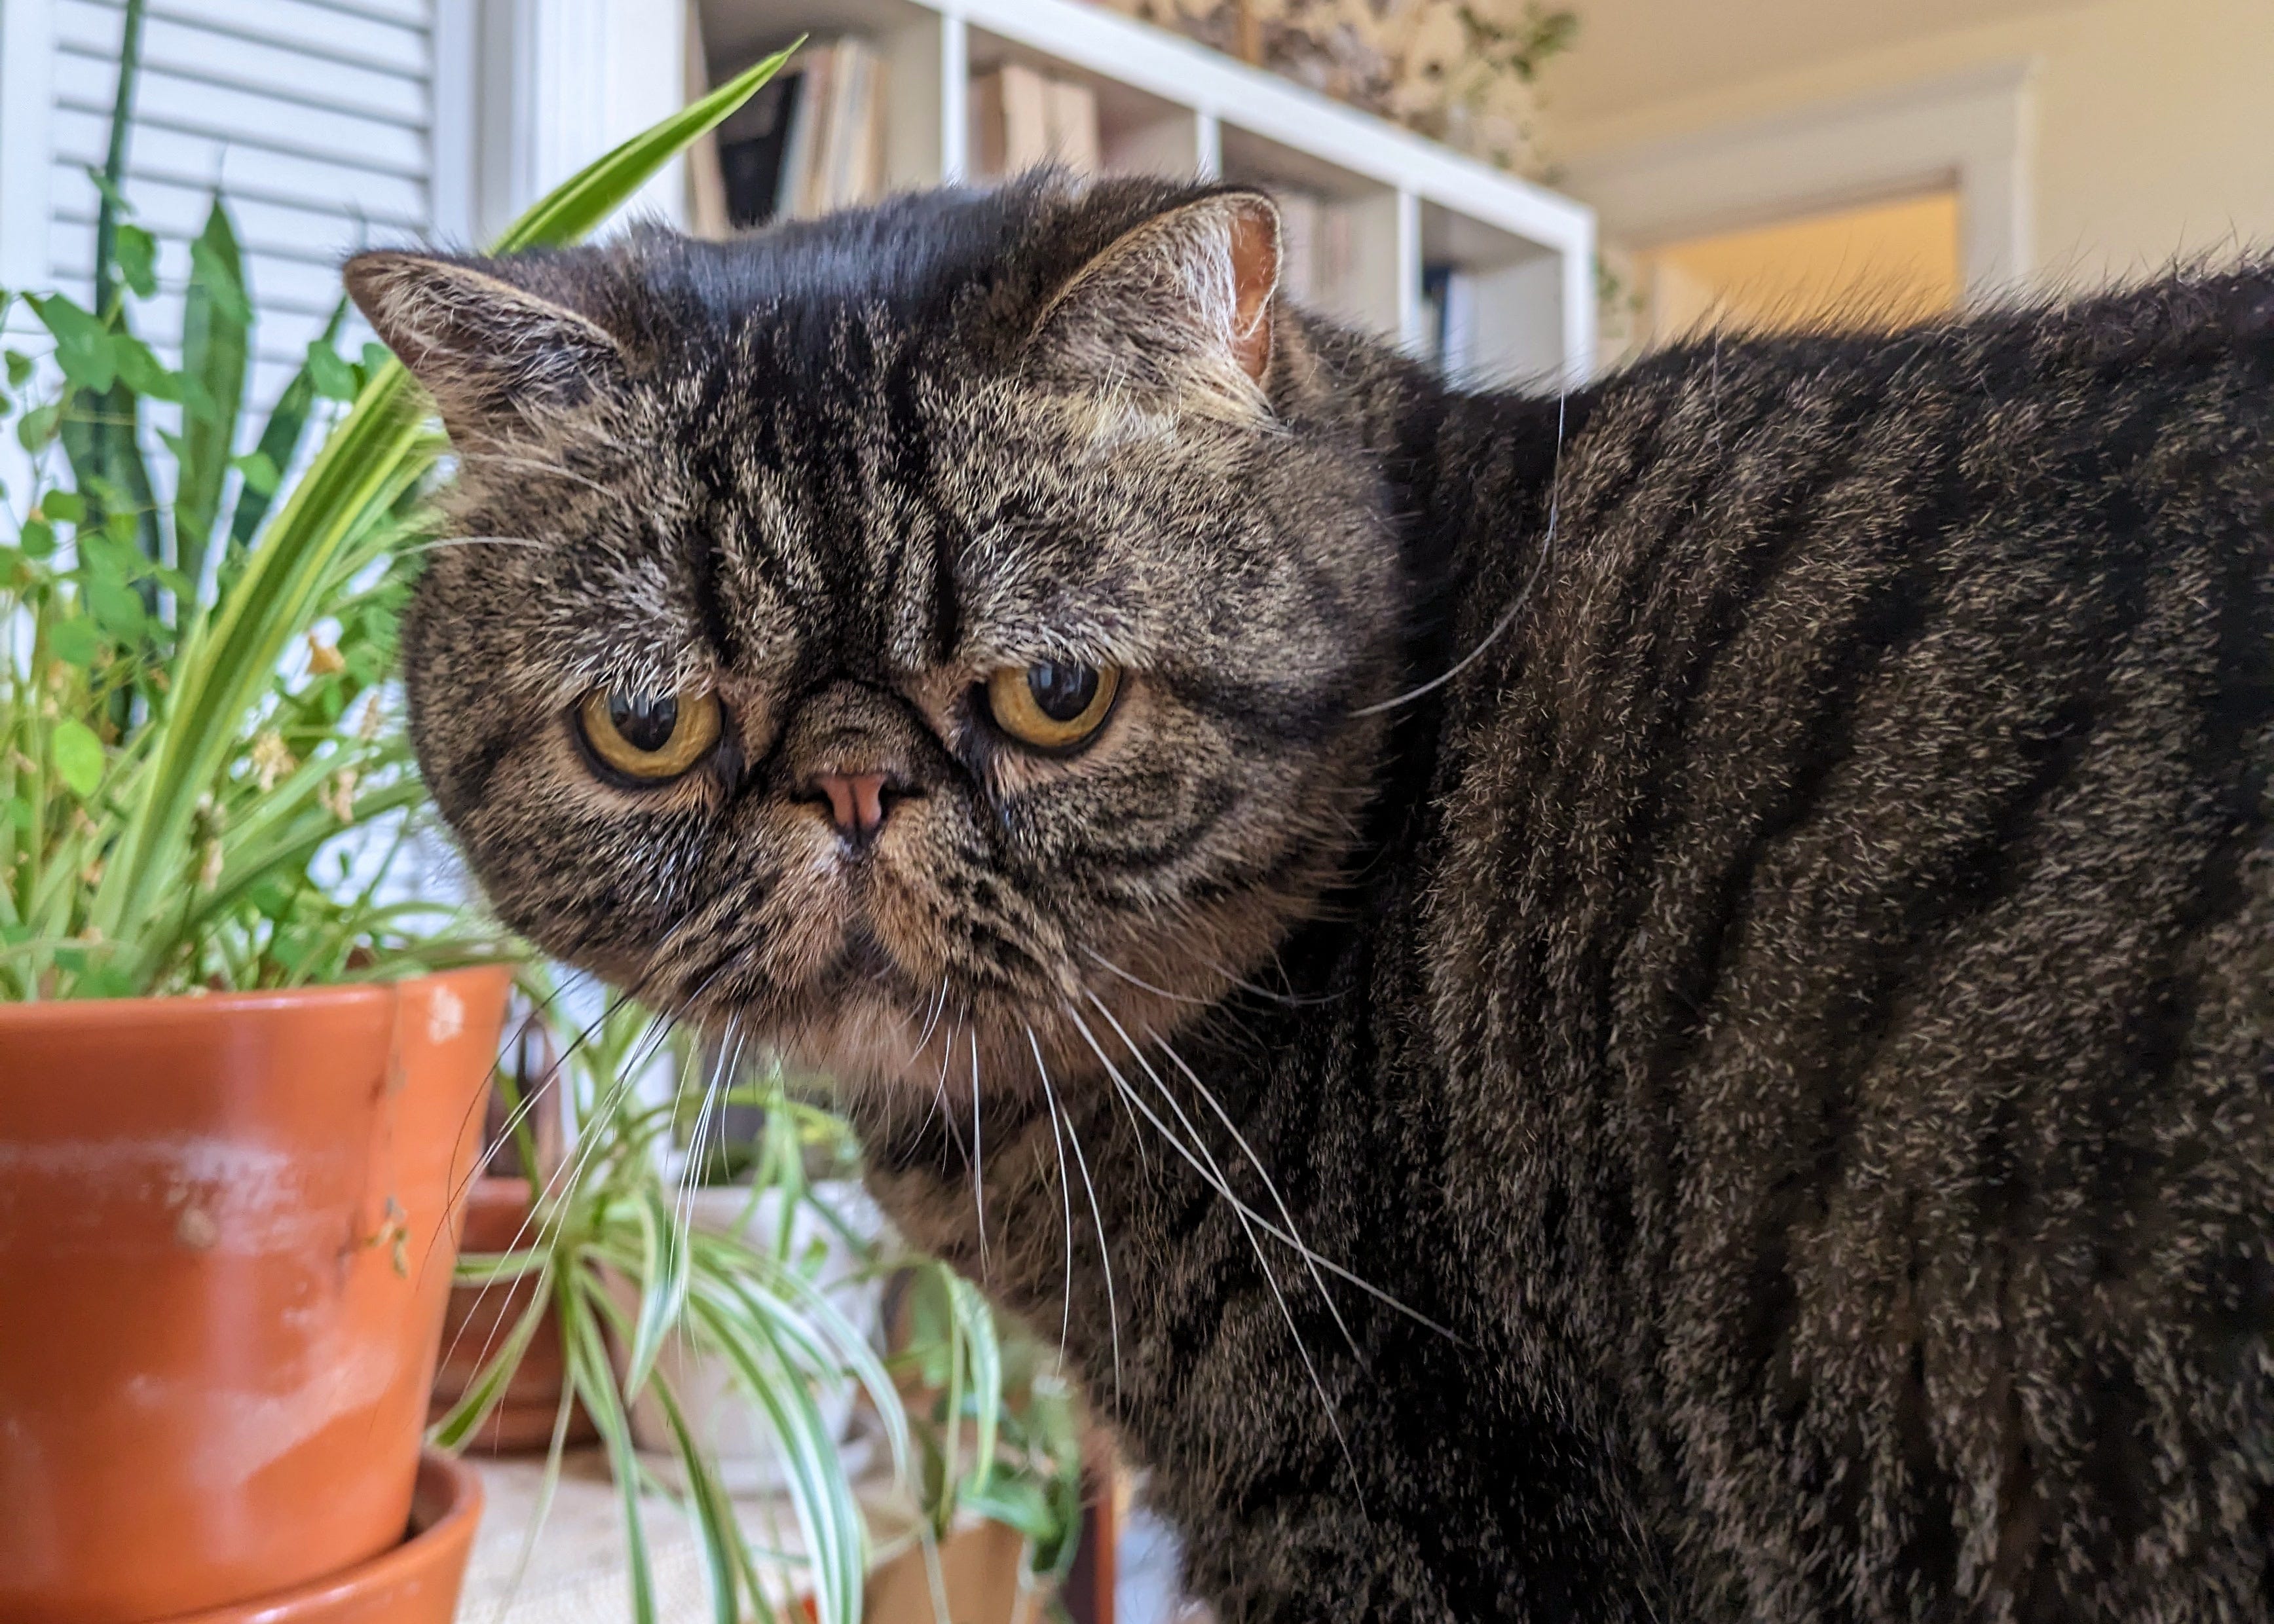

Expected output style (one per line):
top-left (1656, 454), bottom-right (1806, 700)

top-left (0, 967), bottom-right (512, 1624)
top-left (832, 1521), bottom-right (1043, 1624)
top-left (427, 1175), bottom-right (595, 1452)
top-left (157, 1452), bottom-right (484, 1624)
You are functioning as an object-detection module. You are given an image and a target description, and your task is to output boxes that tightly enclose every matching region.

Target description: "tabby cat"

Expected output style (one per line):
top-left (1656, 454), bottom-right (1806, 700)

top-left (347, 174), bottom-right (2274, 1622)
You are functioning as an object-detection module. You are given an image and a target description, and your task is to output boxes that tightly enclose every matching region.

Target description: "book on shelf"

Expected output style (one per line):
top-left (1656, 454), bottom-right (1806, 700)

top-left (709, 38), bottom-right (885, 230)
top-left (971, 62), bottom-right (1100, 177)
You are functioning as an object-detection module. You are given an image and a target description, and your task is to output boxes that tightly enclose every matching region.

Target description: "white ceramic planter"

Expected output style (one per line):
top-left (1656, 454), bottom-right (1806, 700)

top-left (609, 1181), bottom-right (884, 1495)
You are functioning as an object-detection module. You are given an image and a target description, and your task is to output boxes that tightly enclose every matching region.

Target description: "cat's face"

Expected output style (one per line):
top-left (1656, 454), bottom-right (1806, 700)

top-left (350, 180), bottom-right (1400, 1100)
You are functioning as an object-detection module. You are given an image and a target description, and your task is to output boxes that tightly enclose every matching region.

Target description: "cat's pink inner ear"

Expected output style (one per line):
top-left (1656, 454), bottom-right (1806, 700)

top-left (1028, 189), bottom-right (1284, 415)
top-left (1226, 199), bottom-right (1278, 384)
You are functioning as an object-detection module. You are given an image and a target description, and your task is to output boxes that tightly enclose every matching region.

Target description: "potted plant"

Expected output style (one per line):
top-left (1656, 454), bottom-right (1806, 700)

top-left (428, 1009), bottom-right (597, 1455)
top-left (617, 1063), bottom-right (889, 1496)
top-left (0, 8), bottom-right (794, 1617)
top-left (443, 987), bottom-right (1087, 1624)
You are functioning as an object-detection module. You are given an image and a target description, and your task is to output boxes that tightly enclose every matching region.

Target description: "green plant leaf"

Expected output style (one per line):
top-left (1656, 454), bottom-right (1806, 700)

top-left (29, 295), bottom-right (117, 394)
top-left (225, 306), bottom-right (340, 553)
top-left (561, 1278), bottom-right (660, 1624)
top-left (42, 490), bottom-right (84, 524)
top-left (83, 164), bottom-right (133, 223)
top-left (176, 200), bottom-right (249, 598)
top-left (951, 1274), bottom-right (1004, 1494)
top-left (229, 450), bottom-right (280, 496)
top-left (619, 1189), bottom-right (690, 1402)
top-left (491, 44), bottom-right (800, 254)
top-left (111, 334), bottom-right (180, 401)
top-left (19, 518), bottom-right (54, 560)
top-left (81, 570), bottom-right (147, 640)
top-left (16, 402), bottom-right (59, 450)
top-left (305, 340), bottom-right (358, 403)
top-left (189, 220), bottom-right (253, 324)
top-left (646, 1375), bottom-right (747, 1624)
top-left (51, 719), bottom-right (104, 798)
top-left (115, 224), bottom-right (158, 299)
top-left (48, 617), bottom-right (100, 667)
top-left (686, 1289), bottom-right (866, 1624)
top-left (428, 1259), bottom-right (555, 1449)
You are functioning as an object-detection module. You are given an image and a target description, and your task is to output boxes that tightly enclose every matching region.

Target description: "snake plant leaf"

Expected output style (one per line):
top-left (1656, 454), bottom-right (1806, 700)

top-left (176, 200), bottom-right (249, 597)
top-left (225, 303), bottom-right (341, 558)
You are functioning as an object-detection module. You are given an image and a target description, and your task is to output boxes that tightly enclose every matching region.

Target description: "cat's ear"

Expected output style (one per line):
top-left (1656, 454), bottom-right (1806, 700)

top-left (343, 250), bottom-right (626, 438)
top-left (1028, 190), bottom-right (1281, 418)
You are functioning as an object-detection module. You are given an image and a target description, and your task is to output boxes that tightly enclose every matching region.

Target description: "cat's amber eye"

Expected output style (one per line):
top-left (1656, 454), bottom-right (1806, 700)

top-left (985, 661), bottom-right (1121, 752)
top-left (577, 686), bottom-right (723, 782)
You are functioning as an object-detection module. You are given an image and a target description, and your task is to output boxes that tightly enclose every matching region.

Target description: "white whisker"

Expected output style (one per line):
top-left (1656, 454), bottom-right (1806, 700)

top-left (457, 449), bottom-right (618, 499)
top-left (1352, 390), bottom-right (1565, 719)
top-left (398, 534), bottom-right (549, 558)
top-left (1089, 944), bottom-right (1337, 1011)
top-left (1153, 1027), bottom-right (1362, 1366)
top-left (1063, 1002), bottom-right (1457, 1340)
top-left (1033, 1024), bottom-right (1121, 1411)
top-left (1025, 1025), bottom-right (1079, 1359)
top-left (969, 1027), bottom-right (988, 1283)
top-left (914, 976), bottom-right (951, 1058)
top-left (1080, 994), bottom-right (1360, 1497)
top-left (452, 1004), bottom-right (668, 1384)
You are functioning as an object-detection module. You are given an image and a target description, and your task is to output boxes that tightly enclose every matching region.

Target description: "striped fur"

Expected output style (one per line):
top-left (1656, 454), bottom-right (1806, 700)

top-left (355, 179), bottom-right (2274, 1622)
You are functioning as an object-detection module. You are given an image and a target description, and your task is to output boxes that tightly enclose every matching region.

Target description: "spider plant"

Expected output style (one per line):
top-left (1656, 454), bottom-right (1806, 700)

top-left (440, 981), bottom-right (1088, 1624)
top-left (0, 2), bottom-right (795, 999)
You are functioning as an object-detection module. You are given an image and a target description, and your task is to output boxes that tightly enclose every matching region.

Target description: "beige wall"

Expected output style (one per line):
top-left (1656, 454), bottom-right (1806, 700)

top-left (1557, 0), bottom-right (2274, 291)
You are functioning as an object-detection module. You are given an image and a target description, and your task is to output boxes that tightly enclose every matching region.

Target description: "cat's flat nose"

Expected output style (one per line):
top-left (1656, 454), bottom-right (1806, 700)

top-left (811, 771), bottom-right (891, 843)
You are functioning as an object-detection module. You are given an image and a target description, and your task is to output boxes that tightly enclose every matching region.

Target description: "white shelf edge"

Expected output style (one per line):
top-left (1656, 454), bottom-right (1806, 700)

top-left (939, 11), bottom-right (969, 182)
top-left (937, 0), bottom-right (1592, 261)
top-left (1193, 109), bottom-right (1221, 181)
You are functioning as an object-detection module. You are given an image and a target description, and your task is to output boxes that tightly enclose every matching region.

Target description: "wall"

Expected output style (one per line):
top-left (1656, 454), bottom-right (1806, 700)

top-left (473, 0), bottom-right (690, 242)
top-left (1556, 0), bottom-right (2274, 291)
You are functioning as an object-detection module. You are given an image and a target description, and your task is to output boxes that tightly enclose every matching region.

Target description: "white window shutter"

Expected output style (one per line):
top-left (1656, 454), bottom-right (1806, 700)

top-left (43, 0), bottom-right (470, 407)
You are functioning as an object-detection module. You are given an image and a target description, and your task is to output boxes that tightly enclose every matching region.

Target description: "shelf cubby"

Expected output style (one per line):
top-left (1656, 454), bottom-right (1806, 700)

top-left (697, 0), bottom-right (1595, 382)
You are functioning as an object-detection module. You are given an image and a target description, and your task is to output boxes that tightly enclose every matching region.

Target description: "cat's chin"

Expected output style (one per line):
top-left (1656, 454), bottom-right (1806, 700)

top-left (743, 960), bottom-right (1234, 1126)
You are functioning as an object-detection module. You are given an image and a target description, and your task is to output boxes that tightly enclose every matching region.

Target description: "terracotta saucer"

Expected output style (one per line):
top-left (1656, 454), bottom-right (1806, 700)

top-left (157, 1454), bottom-right (484, 1624)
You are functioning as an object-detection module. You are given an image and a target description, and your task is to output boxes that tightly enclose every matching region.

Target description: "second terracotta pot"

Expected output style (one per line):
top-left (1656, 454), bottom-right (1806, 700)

top-left (428, 1175), bottom-right (595, 1452)
top-left (0, 966), bottom-right (512, 1624)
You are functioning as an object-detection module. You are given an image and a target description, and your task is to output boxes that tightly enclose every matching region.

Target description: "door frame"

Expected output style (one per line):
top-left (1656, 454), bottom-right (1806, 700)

top-left (1559, 60), bottom-right (2037, 304)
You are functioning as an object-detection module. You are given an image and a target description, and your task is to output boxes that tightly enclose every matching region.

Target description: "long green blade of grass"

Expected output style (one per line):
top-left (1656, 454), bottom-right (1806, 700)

top-left (492, 43), bottom-right (798, 254)
top-left (428, 1259), bottom-right (557, 1450)
top-left (225, 303), bottom-right (343, 557)
top-left (647, 1371), bottom-right (747, 1624)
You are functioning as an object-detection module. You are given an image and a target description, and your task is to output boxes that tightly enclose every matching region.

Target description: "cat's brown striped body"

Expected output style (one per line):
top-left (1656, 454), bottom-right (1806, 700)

top-left (354, 178), bottom-right (2274, 1621)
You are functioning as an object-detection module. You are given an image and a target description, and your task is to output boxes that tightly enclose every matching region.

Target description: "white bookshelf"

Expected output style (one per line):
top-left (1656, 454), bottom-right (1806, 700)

top-left (698, 0), bottom-right (1597, 386)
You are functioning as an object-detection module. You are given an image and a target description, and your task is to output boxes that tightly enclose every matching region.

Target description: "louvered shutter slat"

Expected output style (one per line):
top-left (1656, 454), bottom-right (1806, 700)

top-left (142, 0), bottom-right (429, 75)
top-left (43, 0), bottom-right (445, 416)
top-left (49, 107), bottom-right (431, 226)
top-left (56, 4), bottom-right (429, 124)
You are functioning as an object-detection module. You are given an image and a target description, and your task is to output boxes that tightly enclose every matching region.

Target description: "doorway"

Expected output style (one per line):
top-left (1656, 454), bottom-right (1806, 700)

top-left (1633, 187), bottom-right (1962, 346)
